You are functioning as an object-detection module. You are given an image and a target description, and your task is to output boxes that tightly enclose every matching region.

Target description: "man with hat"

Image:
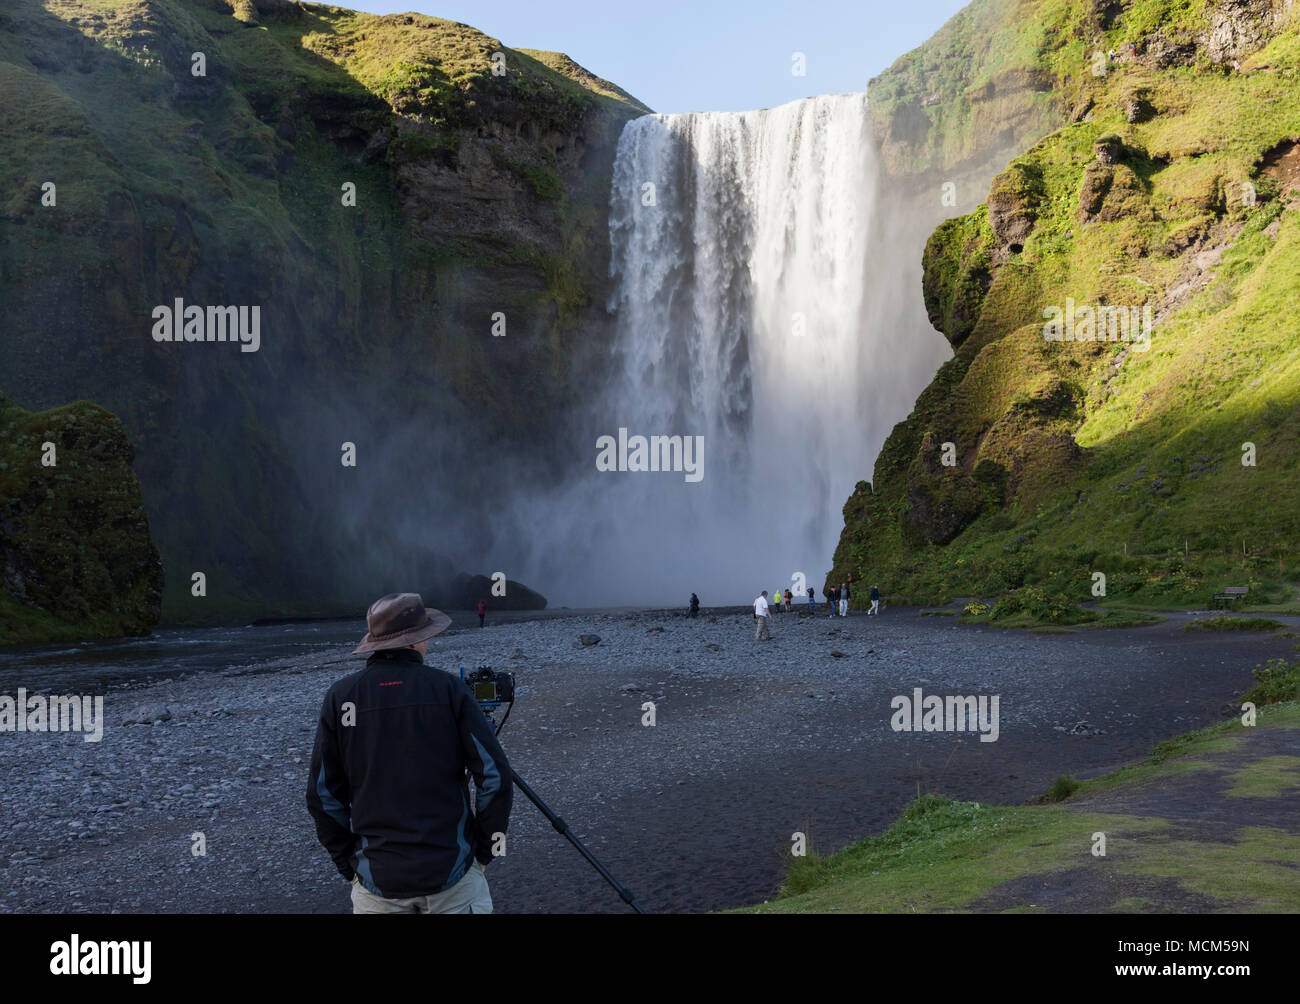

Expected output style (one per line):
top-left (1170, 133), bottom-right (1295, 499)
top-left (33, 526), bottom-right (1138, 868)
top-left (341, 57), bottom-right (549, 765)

top-left (307, 592), bottom-right (513, 913)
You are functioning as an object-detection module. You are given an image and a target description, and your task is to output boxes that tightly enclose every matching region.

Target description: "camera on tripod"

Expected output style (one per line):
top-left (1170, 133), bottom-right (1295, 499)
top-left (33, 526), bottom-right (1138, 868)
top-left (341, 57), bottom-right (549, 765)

top-left (461, 666), bottom-right (515, 707)
top-left (453, 663), bottom-right (644, 913)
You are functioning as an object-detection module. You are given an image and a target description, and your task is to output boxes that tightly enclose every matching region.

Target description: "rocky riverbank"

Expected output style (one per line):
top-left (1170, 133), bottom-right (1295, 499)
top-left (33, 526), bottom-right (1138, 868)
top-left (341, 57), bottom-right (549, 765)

top-left (1, 606), bottom-right (1291, 913)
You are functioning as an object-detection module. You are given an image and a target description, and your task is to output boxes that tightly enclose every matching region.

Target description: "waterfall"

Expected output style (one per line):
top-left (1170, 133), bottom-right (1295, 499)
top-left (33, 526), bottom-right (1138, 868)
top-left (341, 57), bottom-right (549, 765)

top-left (508, 94), bottom-right (951, 607)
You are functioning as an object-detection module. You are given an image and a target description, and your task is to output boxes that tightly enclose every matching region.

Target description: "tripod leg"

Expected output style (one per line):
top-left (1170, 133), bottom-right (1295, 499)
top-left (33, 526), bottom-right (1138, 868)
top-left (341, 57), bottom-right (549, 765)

top-left (511, 770), bottom-right (646, 914)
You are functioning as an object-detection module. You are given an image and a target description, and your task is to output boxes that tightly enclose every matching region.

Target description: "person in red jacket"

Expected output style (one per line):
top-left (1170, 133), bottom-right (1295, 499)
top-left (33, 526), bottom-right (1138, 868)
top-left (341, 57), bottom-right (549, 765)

top-left (477, 599), bottom-right (486, 628)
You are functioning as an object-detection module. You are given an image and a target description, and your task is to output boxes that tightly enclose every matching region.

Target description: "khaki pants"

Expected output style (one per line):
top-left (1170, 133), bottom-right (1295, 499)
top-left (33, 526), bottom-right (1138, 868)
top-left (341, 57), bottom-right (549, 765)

top-left (755, 615), bottom-right (771, 640)
top-left (350, 863), bottom-right (493, 914)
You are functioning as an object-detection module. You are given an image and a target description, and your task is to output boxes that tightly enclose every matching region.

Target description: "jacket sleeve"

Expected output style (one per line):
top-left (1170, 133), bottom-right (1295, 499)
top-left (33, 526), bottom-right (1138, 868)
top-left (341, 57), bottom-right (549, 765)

top-left (306, 689), bottom-right (358, 880)
top-left (455, 687), bottom-right (513, 866)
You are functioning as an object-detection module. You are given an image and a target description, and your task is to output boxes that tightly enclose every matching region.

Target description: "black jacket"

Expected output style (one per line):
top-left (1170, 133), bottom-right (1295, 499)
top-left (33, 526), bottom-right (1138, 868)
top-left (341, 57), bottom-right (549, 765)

top-left (306, 648), bottom-right (512, 899)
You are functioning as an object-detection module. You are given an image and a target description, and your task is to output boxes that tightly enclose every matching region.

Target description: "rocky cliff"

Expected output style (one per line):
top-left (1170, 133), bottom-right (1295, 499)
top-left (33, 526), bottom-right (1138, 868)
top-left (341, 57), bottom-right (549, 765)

top-left (0, 0), bottom-right (649, 626)
top-left (831, 0), bottom-right (1300, 611)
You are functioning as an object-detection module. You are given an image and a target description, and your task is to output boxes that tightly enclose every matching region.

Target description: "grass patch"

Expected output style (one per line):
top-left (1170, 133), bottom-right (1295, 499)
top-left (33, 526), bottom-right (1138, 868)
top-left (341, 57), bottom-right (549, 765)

top-left (1042, 774), bottom-right (1081, 802)
top-left (1183, 616), bottom-right (1285, 632)
top-left (739, 702), bottom-right (1300, 913)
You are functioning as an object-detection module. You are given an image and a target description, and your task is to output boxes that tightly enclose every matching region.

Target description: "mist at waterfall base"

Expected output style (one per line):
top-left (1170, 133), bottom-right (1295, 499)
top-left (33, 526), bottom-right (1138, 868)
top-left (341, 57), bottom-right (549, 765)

top-left (499, 94), bottom-right (952, 608)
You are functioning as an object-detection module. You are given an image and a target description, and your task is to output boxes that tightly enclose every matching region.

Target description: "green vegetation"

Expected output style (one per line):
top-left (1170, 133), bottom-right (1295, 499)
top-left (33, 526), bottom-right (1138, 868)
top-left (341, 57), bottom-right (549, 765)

top-left (0, 395), bottom-right (163, 644)
top-left (957, 589), bottom-right (1162, 628)
top-left (742, 700), bottom-right (1300, 913)
top-left (1241, 657), bottom-right (1300, 706)
top-left (1183, 616), bottom-right (1285, 632)
top-left (1042, 774), bottom-right (1081, 801)
top-left (834, 0), bottom-right (1300, 618)
top-left (0, 0), bottom-right (650, 632)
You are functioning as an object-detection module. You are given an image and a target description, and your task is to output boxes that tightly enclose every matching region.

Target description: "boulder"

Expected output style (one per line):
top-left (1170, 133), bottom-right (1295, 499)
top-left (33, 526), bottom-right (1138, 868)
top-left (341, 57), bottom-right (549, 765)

top-left (1093, 132), bottom-right (1123, 165)
top-left (434, 573), bottom-right (548, 611)
top-left (122, 703), bottom-right (172, 726)
top-left (986, 162), bottom-right (1045, 262)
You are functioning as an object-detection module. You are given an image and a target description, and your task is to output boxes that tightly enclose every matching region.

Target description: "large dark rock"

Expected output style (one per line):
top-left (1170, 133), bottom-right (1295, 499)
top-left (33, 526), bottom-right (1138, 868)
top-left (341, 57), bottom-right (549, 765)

top-left (436, 573), bottom-right (548, 611)
top-left (986, 161), bottom-right (1044, 262)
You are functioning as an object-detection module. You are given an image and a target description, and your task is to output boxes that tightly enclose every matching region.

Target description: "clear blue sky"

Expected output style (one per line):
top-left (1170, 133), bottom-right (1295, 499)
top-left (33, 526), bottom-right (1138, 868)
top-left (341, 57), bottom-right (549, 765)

top-left (341, 0), bottom-right (973, 114)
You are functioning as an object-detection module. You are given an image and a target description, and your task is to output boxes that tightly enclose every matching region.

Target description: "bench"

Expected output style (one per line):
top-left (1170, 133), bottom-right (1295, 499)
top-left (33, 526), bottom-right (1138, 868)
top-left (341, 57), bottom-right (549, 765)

top-left (1212, 585), bottom-right (1249, 609)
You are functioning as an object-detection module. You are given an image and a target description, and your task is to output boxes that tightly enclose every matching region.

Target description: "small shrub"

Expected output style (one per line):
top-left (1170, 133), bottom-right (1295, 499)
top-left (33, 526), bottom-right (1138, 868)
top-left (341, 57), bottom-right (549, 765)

top-left (1043, 775), bottom-right (1080, 802)
top-left (1184, 617), bottom-right (1283, 633)
top-left (990, 591), bottom-right (1023, 620)
top-left (1241, 658), bottom-right (1300, 707)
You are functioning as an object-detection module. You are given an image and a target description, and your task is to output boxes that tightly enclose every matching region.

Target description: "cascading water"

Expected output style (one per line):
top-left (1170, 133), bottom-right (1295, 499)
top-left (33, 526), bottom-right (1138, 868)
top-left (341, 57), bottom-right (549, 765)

top-left (509, 93), bottom-right (951, 606)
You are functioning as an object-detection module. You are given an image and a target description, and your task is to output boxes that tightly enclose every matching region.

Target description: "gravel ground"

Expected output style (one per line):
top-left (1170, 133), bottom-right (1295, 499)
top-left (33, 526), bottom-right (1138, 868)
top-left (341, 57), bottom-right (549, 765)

top-left (1, 607), bottom-right (1293, 914)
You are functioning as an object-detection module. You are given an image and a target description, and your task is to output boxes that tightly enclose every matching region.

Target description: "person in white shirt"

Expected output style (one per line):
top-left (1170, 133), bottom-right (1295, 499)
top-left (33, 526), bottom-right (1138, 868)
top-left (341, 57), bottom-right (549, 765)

top-left (753, 590), bottom-right (772, 640)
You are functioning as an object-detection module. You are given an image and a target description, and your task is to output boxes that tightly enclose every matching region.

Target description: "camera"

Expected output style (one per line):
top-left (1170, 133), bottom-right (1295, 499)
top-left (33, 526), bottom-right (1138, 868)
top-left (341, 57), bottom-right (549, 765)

top-left (461, 666), bottom-right (515, 706)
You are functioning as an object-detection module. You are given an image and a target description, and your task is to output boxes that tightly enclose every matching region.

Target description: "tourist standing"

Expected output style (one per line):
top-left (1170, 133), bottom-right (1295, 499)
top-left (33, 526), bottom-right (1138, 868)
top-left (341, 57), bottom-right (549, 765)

top-left (839, 581), bottom-right (850, 617)
top-left (869, 585), bottom-right (880, 615)
top-left (754, 590), bottom-right (772, 640)
top-left (827, 584), bottom-right (839, 617)
top-left (808, 587), bottom-right (817, 615)
top-left (308, 592), bottom-right (511, 914)
top-left (477, 599), bottom-right (486, 628)
top-left (689, 593), bottom-right (700, 618)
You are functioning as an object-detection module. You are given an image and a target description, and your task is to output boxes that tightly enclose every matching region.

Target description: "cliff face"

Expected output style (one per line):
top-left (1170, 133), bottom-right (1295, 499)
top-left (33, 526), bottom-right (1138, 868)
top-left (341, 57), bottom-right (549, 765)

top-left (0, 395), bottom-right (163, 644)
top-left (0, 0), bottom-right (650, 623)
top-left (832, 0), bottom-right (1300, 609)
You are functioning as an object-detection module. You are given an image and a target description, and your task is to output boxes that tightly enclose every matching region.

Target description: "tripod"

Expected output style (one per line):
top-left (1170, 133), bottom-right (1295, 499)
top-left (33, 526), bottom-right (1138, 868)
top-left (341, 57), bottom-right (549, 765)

top-left (466, 667), bottom-right (645, 914)
top-left (509, 768), bottom-right (645, 914)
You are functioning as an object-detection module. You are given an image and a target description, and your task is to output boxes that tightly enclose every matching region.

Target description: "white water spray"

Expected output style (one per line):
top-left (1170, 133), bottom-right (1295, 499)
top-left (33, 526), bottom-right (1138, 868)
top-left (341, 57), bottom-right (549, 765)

top-left (509, 94), bottom-right (951, 606)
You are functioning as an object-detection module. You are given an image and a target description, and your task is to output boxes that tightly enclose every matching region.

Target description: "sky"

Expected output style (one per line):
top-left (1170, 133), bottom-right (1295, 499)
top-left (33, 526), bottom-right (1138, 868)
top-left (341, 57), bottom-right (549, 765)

top-left (340, 0), bottom-right (973, 114)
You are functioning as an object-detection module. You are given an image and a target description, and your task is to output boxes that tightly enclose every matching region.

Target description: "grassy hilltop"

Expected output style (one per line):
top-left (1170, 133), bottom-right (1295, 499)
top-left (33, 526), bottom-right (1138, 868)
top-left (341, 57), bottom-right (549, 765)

top-left (832, 0), bottom-right (1300, 618)
top-left (1, 0), bottom-right (649, 630)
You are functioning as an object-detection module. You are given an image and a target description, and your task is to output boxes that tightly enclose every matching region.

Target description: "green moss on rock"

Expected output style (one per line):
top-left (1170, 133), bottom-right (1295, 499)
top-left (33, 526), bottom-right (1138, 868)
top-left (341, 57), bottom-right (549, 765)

top-left (0, 395), bottom-right (163, 644)
top-left (832, 0), bottom-right (1300, 610)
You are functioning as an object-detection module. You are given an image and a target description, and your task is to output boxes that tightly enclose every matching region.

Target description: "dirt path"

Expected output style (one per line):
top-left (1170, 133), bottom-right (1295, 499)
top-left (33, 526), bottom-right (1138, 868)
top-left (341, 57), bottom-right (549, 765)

top-left (968, 723), bottom-right (1300, 912)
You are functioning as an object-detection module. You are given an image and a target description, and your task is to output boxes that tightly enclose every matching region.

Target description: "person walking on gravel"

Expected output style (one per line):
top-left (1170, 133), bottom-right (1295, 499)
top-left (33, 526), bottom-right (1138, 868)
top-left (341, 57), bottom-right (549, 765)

top-left (308, 592), bottom-right (512, 914)
top-left (839, 581), bottom-right (851, 617)
top-left (827, 584), bottom-right (838, 617)
top-left (477, 598), bottom-right (487, 628)
top-left (754, 590), bottom-right (772, 640)
top-left (869, 585), bottom-right (880, 615)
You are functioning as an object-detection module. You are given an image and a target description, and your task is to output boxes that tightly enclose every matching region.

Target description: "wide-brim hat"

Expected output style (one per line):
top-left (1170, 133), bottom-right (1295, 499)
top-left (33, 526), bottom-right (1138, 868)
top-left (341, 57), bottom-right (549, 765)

top-left (353, 592), bottom-right (452, 654)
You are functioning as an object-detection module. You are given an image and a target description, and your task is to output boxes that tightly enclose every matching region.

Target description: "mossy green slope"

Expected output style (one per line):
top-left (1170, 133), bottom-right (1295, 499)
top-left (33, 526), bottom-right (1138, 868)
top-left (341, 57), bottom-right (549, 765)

top-left (1, 0), bottom-right (649, 628)
top-left (740, 700), bottom-right (1300, 913)
top-left (832, 0), bottom-right (1300, 612)
top-left (0, 394), bottom-right (163, 644)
